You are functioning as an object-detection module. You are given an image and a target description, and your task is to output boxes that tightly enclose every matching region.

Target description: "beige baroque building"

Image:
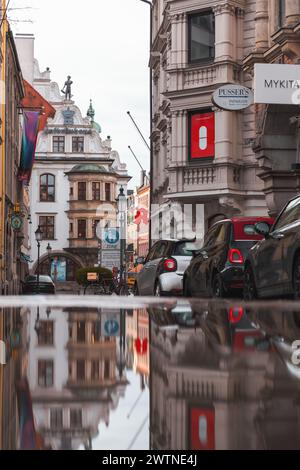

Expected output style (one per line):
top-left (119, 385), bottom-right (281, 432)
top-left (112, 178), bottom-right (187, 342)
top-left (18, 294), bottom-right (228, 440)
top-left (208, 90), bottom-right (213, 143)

top-left (151, 0), bottom-right (269, 236)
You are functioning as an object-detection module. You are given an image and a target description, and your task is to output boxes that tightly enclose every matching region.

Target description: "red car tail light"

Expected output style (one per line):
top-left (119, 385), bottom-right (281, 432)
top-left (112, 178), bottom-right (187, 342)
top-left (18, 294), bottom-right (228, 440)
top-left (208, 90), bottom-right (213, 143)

top-left (228, 248), bottom-right (244, 264)
top-left (163, 258), bottom-right (177, 272)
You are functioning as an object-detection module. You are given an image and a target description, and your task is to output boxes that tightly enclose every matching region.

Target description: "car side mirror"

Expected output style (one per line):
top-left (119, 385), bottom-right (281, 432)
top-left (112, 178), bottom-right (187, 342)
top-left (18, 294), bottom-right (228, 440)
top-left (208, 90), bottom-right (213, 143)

top-left (255, 222), bottom-right (271, 238)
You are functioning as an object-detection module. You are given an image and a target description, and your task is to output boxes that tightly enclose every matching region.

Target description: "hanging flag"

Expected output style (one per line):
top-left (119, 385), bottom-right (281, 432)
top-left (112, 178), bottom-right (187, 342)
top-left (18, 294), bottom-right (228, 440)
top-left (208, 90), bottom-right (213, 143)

top-left (18, 111), bottom-right (40, 184)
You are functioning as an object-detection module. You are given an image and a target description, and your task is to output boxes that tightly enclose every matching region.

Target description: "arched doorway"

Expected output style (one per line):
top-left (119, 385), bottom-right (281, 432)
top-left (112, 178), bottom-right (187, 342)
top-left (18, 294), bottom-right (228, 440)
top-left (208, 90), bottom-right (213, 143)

top-left (34, 252), bottom-right (83, 283)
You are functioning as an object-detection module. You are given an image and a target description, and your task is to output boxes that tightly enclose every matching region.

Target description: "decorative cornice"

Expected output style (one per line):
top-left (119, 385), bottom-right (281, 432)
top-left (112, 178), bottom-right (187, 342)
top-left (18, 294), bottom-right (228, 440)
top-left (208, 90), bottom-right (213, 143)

top-left (213, 3), bottom-right (236, 16)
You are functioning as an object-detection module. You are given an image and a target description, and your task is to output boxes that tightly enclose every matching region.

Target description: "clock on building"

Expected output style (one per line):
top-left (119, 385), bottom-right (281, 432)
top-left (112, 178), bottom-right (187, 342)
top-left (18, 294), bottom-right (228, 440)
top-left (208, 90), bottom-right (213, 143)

top-left (11, 215), bottom-right (23, 232)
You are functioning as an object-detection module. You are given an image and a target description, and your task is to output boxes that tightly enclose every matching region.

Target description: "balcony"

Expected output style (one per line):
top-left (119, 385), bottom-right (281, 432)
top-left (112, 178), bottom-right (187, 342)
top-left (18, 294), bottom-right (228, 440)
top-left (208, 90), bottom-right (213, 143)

top-left (167, 61), bottom-right (242, 95)
top-left (180, 164), bottom-right (241, 193)
top-left (68, 238), bottom-right (99, 249)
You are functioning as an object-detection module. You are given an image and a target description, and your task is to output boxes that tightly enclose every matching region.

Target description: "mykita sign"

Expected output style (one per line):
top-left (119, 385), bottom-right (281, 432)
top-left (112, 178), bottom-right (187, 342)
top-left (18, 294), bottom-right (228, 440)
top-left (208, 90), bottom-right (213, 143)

top-left (254, 63), bottom-right (300, 105)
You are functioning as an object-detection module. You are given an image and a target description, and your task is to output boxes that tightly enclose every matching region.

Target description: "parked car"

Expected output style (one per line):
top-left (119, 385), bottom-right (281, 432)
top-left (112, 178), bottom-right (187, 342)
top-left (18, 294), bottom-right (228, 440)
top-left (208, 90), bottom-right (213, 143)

top-left (22, 275), bottom-right (56, 295)
top-left (183, 217), bottom-right (274, 298)
top-left (244, 195), bottom-right (300, 300)
top-left (135, 239), bottom-right (202, 296)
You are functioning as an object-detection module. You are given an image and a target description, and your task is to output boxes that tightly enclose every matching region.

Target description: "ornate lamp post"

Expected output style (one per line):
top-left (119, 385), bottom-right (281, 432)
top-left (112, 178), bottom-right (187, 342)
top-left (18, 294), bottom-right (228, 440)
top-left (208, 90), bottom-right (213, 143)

top-left (116, 186), bottom-right (127, 294)
top-left (35, 226), bottom-right (43, 294)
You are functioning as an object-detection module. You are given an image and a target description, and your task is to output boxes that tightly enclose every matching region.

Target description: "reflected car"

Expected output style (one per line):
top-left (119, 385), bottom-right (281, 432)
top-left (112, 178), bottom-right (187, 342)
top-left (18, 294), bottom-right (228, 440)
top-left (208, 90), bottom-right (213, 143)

top-left (22, 275), bottom-right (56, 295)
top-left (244, 195), bottom-right (300, 299)
top-left (183, 217), bottom-right (274, 298)
top-left (135, 239), bottom-right (202, 296)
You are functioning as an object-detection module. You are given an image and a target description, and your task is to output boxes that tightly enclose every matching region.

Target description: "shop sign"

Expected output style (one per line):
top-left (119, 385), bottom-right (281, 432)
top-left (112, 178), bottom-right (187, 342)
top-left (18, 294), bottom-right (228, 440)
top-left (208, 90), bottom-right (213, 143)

top-left (212, 84), bottom-right (253, 111)
top-left (254, 63), bottom-right (300, 105)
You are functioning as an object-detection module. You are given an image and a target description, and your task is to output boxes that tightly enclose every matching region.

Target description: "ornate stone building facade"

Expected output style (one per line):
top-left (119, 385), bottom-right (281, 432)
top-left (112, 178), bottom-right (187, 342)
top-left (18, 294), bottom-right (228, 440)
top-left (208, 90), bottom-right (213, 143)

top-left (151, 0), bottom-right (269, 238)
top-left (243, 0), bottom-right (300, 215)
top-left (15, 35), bottom-right (130, 289)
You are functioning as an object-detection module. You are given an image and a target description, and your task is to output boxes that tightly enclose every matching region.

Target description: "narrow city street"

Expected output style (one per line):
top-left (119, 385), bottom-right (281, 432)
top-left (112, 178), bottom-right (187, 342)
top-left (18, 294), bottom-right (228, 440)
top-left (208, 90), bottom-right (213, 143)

top-left (2, 0), bottom-right (300, 458)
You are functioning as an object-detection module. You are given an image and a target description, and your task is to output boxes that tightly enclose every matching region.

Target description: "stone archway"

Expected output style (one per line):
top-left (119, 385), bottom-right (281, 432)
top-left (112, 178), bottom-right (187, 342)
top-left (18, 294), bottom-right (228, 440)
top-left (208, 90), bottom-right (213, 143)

top-left (31, 251), bottom-right (84, 293)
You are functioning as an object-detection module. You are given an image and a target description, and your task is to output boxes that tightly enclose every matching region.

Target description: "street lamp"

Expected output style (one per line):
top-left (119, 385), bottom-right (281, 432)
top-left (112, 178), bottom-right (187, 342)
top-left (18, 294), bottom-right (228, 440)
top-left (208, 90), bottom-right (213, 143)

top-left (35, 226), bottom-right (43, 294)
top-left (116, 186), bottom-right (127, 294)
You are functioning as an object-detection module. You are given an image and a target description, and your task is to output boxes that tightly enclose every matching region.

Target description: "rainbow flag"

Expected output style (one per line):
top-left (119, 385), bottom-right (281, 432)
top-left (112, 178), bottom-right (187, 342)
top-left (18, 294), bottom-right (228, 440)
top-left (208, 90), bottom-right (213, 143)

top-left (18, 111), bottom-right (40, 184)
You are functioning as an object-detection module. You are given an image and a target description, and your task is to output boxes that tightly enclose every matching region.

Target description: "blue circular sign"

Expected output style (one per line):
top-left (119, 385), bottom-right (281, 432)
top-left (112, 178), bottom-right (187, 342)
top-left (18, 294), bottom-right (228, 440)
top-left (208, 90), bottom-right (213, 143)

top-left (104, 229), bottom-right (119, 245)
top-left (104, 320), bottom-right (119, 336)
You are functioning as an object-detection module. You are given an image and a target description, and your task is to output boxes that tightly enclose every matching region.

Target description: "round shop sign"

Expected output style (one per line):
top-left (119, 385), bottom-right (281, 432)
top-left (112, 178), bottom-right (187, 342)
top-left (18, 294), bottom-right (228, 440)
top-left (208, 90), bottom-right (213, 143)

top-left (212, 84), bottom-right (254, 111)
top-left (11, 215), bottom-right (23, 232)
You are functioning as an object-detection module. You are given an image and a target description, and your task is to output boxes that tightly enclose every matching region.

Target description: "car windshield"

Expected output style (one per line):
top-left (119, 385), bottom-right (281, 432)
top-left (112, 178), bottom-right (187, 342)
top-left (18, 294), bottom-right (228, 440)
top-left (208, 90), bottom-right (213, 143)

top-left (173, 240), bottom-right (203, 256)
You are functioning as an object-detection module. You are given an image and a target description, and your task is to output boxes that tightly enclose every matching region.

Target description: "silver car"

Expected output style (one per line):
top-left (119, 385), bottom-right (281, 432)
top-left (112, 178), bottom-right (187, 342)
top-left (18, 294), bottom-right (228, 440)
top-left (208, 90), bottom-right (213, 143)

top-left (135, 239), bottom-right (201, 296)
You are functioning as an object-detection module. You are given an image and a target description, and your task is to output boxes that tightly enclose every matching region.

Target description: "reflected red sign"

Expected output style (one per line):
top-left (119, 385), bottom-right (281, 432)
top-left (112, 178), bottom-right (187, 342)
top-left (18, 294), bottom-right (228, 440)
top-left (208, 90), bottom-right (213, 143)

top-left (190, 112), bottom-right (215, 159)
top-left (190, 408), bottom-right (215, 450)
top-left (135, 338), bottom-right (148, 355)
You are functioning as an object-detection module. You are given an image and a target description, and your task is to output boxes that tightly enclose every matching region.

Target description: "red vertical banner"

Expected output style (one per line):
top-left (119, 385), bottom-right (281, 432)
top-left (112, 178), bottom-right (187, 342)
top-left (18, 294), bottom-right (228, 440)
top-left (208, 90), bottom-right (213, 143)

top-left (190, 408), bottom-right (215, 450)
top-left (190, 112), bottom-right (215, 159)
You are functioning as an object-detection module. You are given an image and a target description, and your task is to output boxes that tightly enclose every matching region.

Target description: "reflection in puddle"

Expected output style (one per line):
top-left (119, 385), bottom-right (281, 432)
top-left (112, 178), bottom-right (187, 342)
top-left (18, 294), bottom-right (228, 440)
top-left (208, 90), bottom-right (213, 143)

top-left (1, 298), bottom-right (300, 450)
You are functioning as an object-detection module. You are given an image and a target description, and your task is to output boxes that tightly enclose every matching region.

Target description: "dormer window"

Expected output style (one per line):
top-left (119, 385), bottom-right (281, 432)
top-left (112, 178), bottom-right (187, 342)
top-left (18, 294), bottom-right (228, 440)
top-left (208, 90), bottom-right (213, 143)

top-left (72, 137), bottom-right (84, 153)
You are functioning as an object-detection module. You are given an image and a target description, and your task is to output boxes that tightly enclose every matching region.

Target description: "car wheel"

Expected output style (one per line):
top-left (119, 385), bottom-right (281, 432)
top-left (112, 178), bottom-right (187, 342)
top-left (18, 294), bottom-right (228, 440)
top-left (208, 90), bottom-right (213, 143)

top-left (293, 255), bottom-right (300, 299)
top-left (212, 274), bottom-right (226, 298)
top-left (244, 265), bottom-right (257, 300)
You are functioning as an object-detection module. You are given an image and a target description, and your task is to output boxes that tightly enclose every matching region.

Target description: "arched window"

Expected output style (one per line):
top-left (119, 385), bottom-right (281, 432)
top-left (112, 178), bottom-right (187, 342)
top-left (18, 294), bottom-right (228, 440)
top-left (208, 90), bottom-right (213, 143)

top-left (40, 174), bottom-right (55, 202)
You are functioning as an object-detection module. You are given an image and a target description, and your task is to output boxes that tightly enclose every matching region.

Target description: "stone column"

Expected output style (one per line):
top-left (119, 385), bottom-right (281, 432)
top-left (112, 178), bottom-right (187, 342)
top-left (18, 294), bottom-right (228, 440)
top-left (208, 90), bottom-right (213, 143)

top-left (214, 3), bottom-right (236, 61)
top-left (255, 0), bottom-right (269, 50)
top-left (286, 0), bottom-right (300, 25)
top-left (170, 14), bottom-right (179, 68)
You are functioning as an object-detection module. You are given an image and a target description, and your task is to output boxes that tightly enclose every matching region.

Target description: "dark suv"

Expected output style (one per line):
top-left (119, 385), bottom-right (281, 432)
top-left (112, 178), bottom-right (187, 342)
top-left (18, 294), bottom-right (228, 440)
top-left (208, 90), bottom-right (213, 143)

top-left (244, 195), bottom-right (300, 299)
top-left (183, 217), bottom-right (274, 298)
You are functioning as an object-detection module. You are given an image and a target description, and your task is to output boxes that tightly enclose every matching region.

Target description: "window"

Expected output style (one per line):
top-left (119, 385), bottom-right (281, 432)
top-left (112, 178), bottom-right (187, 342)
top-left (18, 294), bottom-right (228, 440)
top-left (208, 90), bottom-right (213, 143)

top-left (72, 137), bottom-right (84, 153)
top-left (78, 182), bottom-right (87, 201)
top-left (78, 219), bottom-right (87, 239)
top-left (70, 187), bottom-right (74, 197)
top-left (153, 242), bottom-right (168, 259)
top-left (53, 136), bottom-right (65, 153)
top-left (92, 219), bottom-right (100, 239)
top-left (76, 360), bottom-right (85, 381)
top-left (50, 409), bottom-right (63, 429)
top-left (91, 321), bottom-right (101, 343)
top-left (92, 182), bottom-right (101, 200)
top-left (77, 321), bottom-right (86, 343)
top-left (40, 174), bottom-right (55, 202)
top-left (274, 197), bottom-right (300, 231)
top-left (104, 360), bottom-right (110, 379)
top-left (70, 222), bottom-right (74, 234)
top-left (38, 360), bottom-right (54, 387)
top-left (38, 321), bottom-right (54, 346)
top-left (91, 360), bottom-right (100, 381)
top-left (189, 11), bottom-right (215, 63)
top-left (278, 0), bottom-right (286, 28)
top-left (190, 112), bottom-right (215, 159)
top-left (174, 241), bottom-right (203, 256)
top-left (105, 183), bottom-right (111, 202)
top-left (39, 216), bottom-right (55, 240)
top-left (70, 409), bottom-right (82, 428)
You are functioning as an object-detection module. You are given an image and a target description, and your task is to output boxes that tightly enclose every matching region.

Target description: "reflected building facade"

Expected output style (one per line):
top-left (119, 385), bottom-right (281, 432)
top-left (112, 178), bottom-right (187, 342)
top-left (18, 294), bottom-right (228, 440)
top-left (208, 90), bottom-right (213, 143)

top-left (27, 308), bottom-right (127, 450)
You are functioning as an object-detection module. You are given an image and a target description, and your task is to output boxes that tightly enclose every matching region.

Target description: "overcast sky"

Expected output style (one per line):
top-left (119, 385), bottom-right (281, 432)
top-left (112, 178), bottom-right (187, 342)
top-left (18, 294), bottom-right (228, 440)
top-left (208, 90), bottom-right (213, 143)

top-left (10, 0), bottom-right (151, 189)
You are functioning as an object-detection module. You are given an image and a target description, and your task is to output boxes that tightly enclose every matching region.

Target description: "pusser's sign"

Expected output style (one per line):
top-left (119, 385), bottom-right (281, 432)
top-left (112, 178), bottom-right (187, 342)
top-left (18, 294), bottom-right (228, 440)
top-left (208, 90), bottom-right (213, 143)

top-left (254, 63), bottom-right (300, 105)
top-left (212, 84), bottom-right (254, 111)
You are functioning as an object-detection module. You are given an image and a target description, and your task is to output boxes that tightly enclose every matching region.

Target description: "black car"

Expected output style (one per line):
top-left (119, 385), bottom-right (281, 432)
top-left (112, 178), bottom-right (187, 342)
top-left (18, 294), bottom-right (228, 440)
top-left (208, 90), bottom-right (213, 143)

top-left (183, 217), bottom-right (274, 298)
top-left (244, 195), bottom-right (300, 300)
top-left (22, 275), bottom-right (56, 295)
